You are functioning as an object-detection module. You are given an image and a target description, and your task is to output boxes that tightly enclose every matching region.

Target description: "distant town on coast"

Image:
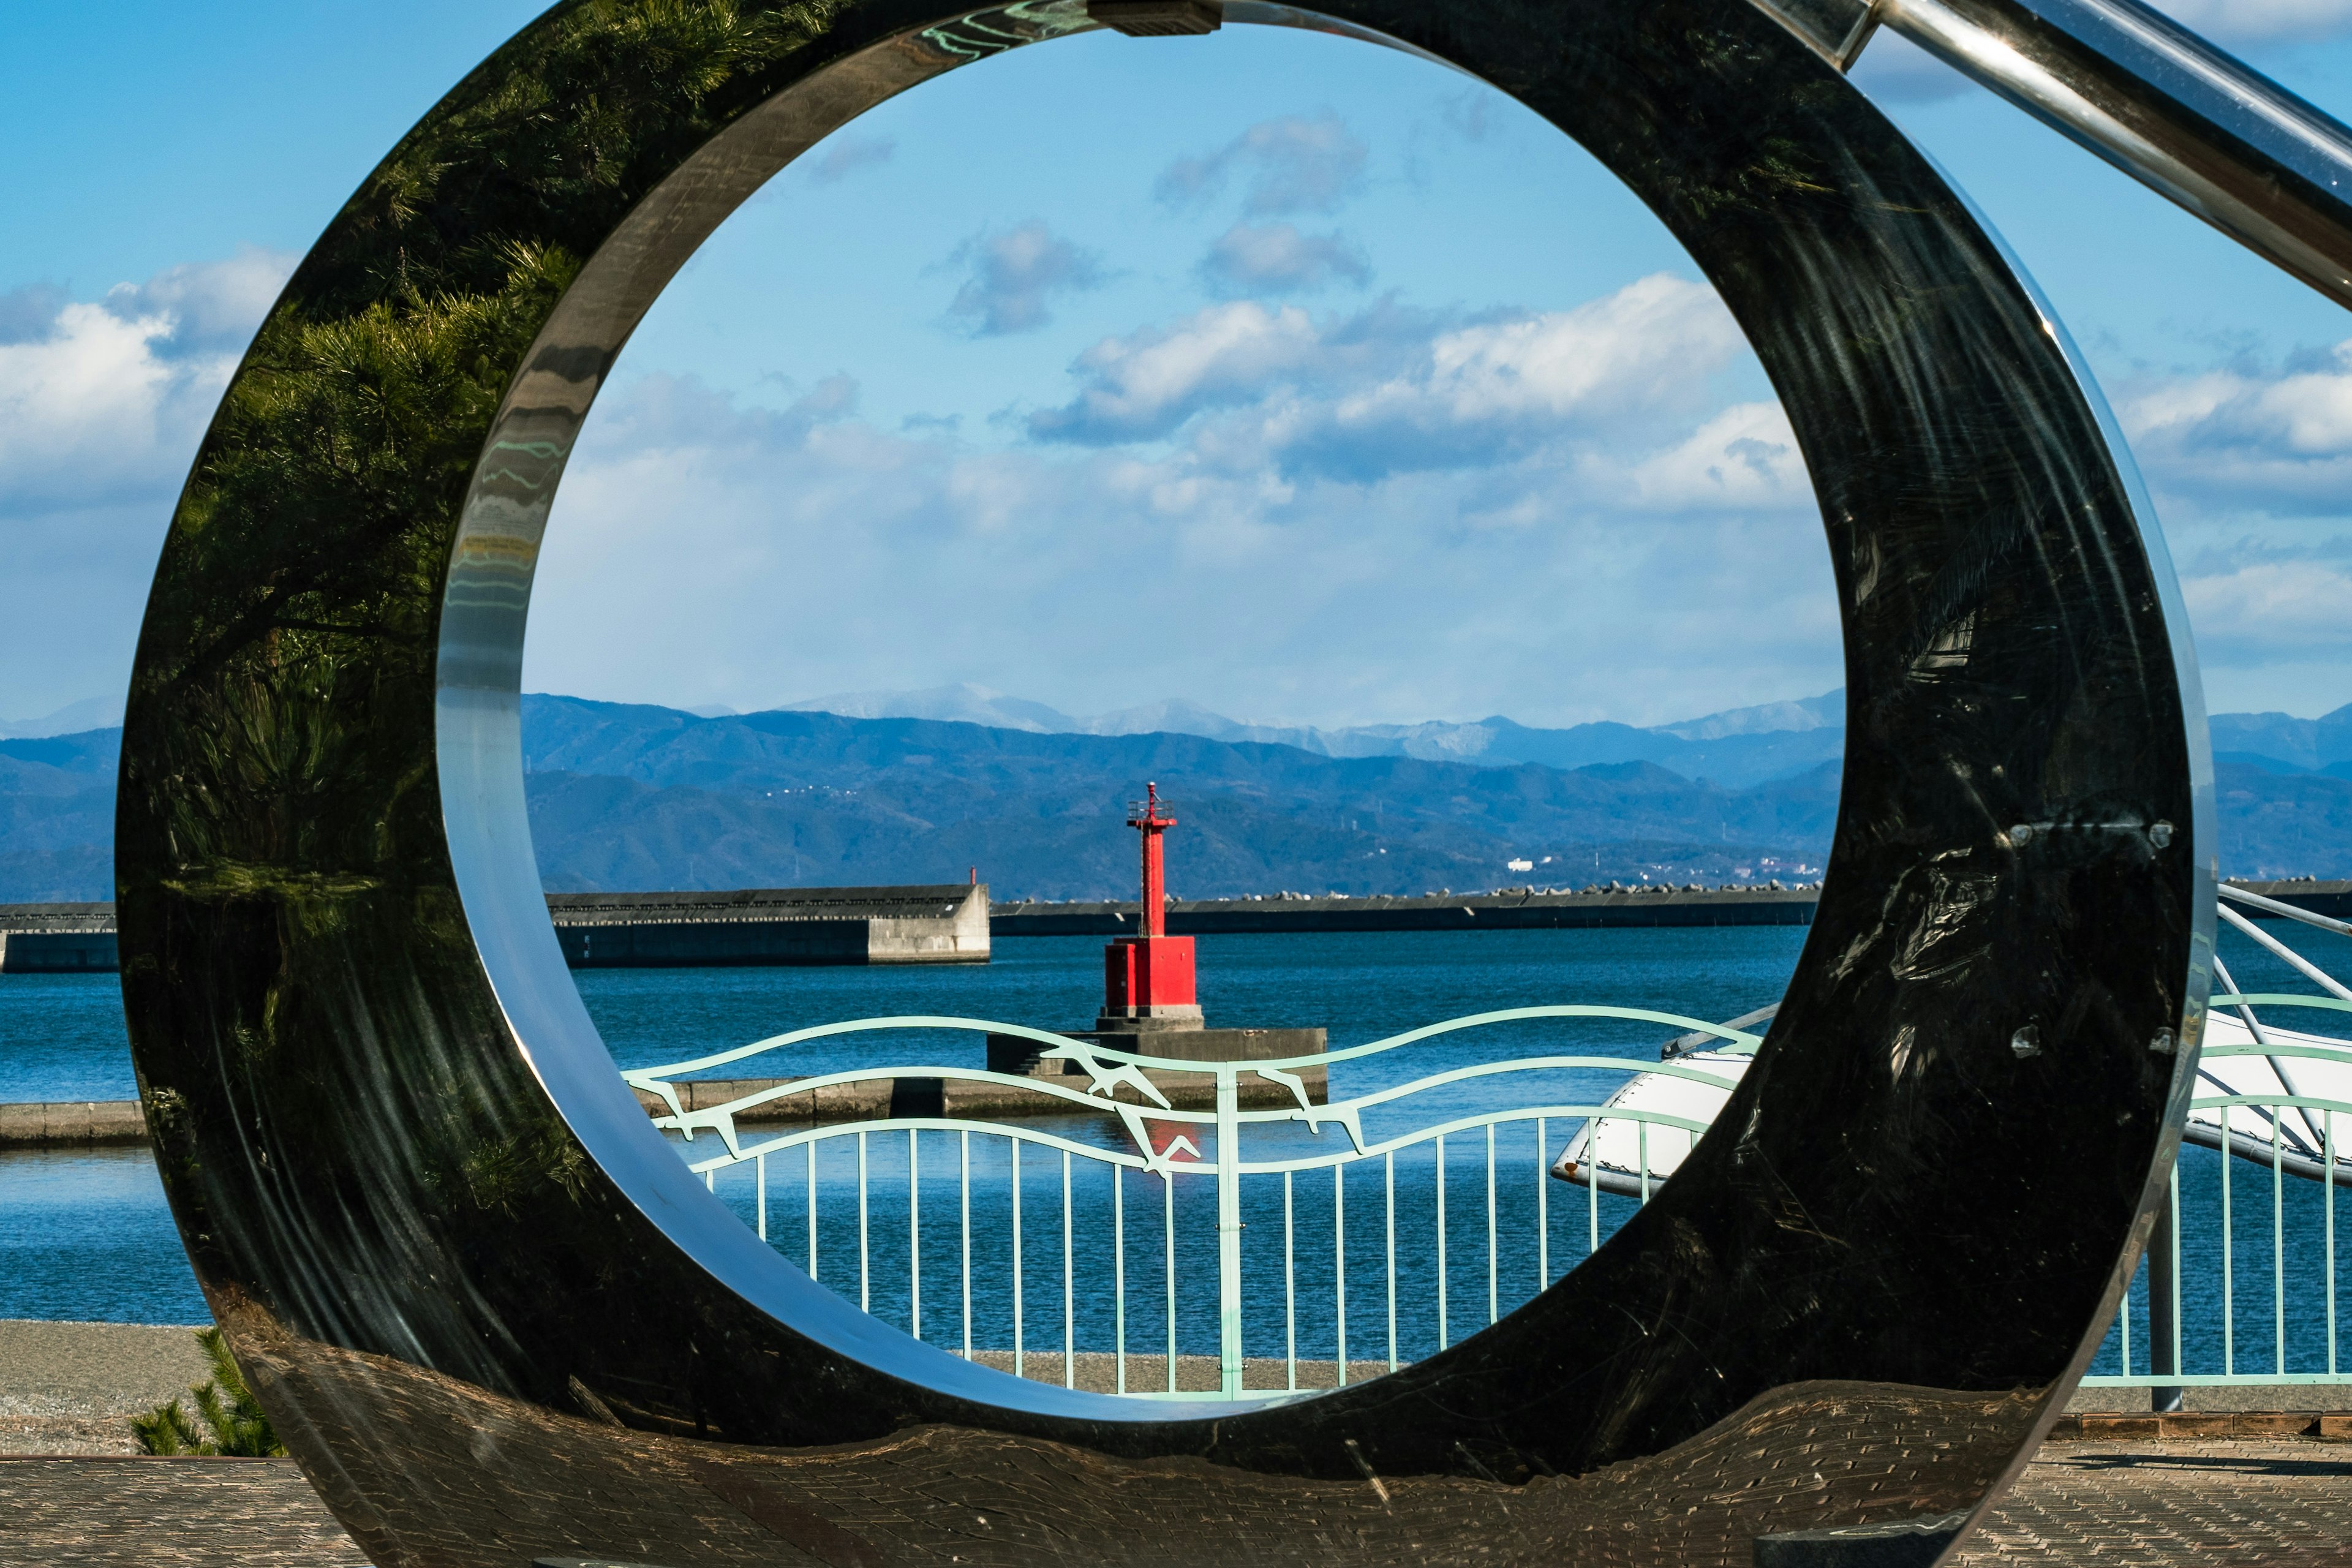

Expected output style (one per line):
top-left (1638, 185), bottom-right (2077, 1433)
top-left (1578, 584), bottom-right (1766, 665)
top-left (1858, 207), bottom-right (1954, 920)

top-left (2, 684), bottom-right (2348, 904)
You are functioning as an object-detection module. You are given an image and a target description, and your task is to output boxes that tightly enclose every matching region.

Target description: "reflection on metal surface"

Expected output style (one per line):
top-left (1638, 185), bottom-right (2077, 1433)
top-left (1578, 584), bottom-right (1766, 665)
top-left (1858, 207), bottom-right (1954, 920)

top-left (1087, 0), bottom-right (1224, 36)
top-left (1846, 0), bottom-right (2352, 308)
top-left (1751, 0), bottom-right (1883, 70)
top-left (115, 0), bottom-right (2211, 1563)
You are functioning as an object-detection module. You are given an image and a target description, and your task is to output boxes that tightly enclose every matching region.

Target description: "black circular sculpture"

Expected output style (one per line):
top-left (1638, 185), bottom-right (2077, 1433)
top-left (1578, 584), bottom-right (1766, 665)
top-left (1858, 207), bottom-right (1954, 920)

top-left (117, 1), bottom-right (2212, 1563)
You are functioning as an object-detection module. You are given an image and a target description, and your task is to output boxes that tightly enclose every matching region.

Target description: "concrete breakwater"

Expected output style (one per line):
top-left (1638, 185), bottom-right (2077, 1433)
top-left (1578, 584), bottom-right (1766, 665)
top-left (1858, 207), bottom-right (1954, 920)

top-left (992, 884), bottom-right (1829, 935)
top-left (7, 879), bottom-right (2345, 973)
top-left (992, 876), bottom-right (2351, 934)
top-left (0, 884), bottom-right (991, 974)
top-left (0, 1101), bottom-right (148, 1147)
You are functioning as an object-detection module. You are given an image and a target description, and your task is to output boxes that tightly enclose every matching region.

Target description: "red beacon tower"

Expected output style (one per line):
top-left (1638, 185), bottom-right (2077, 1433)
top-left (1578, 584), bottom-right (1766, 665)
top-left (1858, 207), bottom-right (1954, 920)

top-left (1099, 782), bottom-right (1202, 1032)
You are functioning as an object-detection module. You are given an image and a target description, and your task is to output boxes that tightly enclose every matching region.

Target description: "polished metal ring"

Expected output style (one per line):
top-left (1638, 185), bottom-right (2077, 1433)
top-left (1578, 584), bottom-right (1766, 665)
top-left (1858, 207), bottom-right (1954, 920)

top-left (118, 1), bottom-right (2211, 1562)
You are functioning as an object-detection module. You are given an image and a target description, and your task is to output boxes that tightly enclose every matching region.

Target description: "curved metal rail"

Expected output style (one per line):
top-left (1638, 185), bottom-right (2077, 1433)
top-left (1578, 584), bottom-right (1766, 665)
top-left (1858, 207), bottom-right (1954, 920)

top-left (633, 1008), bottom-right (1750, 1400)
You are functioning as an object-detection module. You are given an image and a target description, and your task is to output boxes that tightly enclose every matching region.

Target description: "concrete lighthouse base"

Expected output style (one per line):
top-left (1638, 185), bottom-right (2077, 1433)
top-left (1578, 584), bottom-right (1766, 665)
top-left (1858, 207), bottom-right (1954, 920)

top-left (986, 1026), bottom-right (1329, 1107)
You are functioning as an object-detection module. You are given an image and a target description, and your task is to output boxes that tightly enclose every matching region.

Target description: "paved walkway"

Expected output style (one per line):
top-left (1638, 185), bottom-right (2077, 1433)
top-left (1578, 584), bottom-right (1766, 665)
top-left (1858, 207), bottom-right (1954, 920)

top-left (6, 1324), bottom-right (2349, 1567)
top-left (2, 1438), bottom-right (2349, 1566)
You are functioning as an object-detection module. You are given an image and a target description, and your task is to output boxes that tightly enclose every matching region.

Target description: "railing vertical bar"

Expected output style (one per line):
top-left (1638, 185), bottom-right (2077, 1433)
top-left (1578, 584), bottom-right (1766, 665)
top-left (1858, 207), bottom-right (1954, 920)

top-left (1587, 1132), bottom-right (1599, 1256)
top-left (1284, 1170), bottom-right (1297, 1393)
top-left (1214, 1068), bottom-right (1244, 1398)
top-left (2223, 1123), bottom-right (2236, 1377)
top-left (807, 1140), bottom-right (818, 1281)
top-left (1437, 1133), bottom-right (1449, 1352)
top-left (2331, 1112), bottom-right (2340, 1378)
top-left (858, 1130), bottom-right (870, 1314)
top-left (1638, 1120), bottom-right (1651, 1205)
top-left (1063, 1150), bottom-right (1075, 1391)
top-left (2170, 1163), bottom-right (2183, 1383)
top-left (2276, 1115), bottom-right (2288, 1374)
top-left (1334, 1161), bottom-right (1348, 1387)
top-left (960, 1130), bottom-right (972, 1361)
top-left (1537, 1116), bottom-right (1548, 1289)
top-left (1114, 1164), bottom-right (1128, 1395)
top-left (1012, 1136), bottom-right (1025, 1381)
top-left (756, 1152), bottom-right (767, 1244)
top-left (1486, 1123), bottom-right (1498, 1327)
top-left (706, 1168), bottom-right (715, 1193)
top-left (1384, 1151), bottom-right (1398, 1374)
top-left (2120, 1264), bottom-right (2132, 1379)
top-left (910, 1128), bottom-right (922, 1343)
top-left (1164, 1172), bottom-right (1177, 1395)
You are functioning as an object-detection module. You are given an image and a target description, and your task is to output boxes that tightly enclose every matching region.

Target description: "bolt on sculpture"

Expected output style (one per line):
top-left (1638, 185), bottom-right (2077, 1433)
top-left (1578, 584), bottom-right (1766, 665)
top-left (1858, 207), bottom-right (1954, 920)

top-left (120, 0), bottom-right (2352, 1561)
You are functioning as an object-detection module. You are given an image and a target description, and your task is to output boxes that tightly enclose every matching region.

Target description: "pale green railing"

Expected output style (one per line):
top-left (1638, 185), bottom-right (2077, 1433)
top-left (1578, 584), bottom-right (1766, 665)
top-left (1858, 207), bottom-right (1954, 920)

top-left (630, 884), bottom-right (2352, 1399)
top-left (626, 1008), bottom-right (1756, 1400)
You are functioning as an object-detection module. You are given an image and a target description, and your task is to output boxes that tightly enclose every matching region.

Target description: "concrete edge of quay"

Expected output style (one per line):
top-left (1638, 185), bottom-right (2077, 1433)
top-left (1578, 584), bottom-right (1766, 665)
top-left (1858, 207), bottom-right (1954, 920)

top-left (1, 1066), bottom-right (1330, 1148)
top-left (0, 1101), bottom-right (148, 1147)
top-left (7, 879), bottom-right (2346, 970)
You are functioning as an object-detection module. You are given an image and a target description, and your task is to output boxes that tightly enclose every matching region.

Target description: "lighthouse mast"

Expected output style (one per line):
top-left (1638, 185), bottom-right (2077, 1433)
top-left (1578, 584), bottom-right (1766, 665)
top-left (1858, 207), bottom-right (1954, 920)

top-left (1133, 782), bottom-right (1174, 937)
top-left (1097, 782), bottom-right (1202, 1032)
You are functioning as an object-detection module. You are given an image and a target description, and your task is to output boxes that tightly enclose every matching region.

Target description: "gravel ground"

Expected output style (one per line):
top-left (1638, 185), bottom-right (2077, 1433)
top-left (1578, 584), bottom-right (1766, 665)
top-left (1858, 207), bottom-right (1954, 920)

top-left (0, 1319), bottom-right (211, 1453)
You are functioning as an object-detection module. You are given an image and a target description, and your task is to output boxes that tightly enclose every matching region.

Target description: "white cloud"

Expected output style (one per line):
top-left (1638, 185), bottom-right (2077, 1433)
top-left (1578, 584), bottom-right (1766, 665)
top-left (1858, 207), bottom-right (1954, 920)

top-left (1607, 402), bottom-right (1810, 511)
top-left (110, 246), bottom-right (294, 350)
top-left (1200, 222), bottom-right (1371, 295)
top-left (1156, 113), bottom-right (1369, 216)
top-left (0, 304), bottom-right (193, 503)
top-left (2155, 0), bottom-right (2352, 45)
top-left (530, 368), bottom-right (1845, 728)
top-left (812, 135), bottom-right (895, 185)
top-left (2117, 341), bottom-right (2352, 511)
top-left (526, 273), bottom-right (1838, 728)
top-left (1031, 273), bottom-right (1752, 484)
top-left (1028, 300), bottom-right (1325, 443)
top-left (0, 249), bottom-right (293, 716)
top-left (2187, 560), bottom-right (2352, 656)
top-left (0, 247), bottom-right (295, 511)
top-left (2097, 339), bottom-right (2352, 707)
top-left (943, 221), bottom-right (1107, 336)
top-left (1329, 276), bottom-right (1738, 430)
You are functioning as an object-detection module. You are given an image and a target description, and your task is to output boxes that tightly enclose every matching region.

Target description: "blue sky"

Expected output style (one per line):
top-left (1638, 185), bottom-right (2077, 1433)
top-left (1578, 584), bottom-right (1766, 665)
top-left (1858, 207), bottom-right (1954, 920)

top-left (5, 2), bottom-right (2352, 734)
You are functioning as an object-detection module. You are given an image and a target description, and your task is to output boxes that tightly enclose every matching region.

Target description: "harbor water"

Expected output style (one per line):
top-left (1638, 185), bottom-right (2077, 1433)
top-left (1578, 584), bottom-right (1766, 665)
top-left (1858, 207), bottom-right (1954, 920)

top-left (0, 924), bottom-right (2338, 1390)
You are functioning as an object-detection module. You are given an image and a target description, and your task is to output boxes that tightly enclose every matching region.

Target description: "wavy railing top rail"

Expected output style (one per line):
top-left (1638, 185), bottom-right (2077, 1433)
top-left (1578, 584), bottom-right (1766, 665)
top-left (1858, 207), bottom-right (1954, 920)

top-left (675, 1101), bottom-right (1724, 1178)
top-left (627, 1005), bottom-right (1759, 1169)
top-left (627, 1004), bottom-right (1767, 1087)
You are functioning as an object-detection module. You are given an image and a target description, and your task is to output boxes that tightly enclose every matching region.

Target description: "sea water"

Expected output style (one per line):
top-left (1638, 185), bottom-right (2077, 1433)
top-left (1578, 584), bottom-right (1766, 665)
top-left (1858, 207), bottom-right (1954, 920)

top-left (0, 924), bottom-right (2340, 1390)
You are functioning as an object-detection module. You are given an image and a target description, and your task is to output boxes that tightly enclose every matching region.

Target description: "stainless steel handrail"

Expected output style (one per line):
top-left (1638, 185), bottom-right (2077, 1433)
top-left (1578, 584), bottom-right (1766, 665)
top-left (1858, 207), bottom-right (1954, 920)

top-left (1755, 0), bottom-right (2352, 309)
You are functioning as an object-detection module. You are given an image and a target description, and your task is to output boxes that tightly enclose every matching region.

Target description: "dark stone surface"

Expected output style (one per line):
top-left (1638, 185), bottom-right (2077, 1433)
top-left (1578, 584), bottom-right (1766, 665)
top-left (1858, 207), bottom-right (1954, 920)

top-left (110, 0), bottom-right (2207, 1561)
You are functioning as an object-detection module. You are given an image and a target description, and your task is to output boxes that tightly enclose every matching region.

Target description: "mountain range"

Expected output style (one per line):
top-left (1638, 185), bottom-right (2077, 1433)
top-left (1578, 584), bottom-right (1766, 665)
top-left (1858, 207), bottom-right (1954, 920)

top-left (2, 689), bottom-right (2349, 902)
top-left (774, 684), bottom-right (1847, 789)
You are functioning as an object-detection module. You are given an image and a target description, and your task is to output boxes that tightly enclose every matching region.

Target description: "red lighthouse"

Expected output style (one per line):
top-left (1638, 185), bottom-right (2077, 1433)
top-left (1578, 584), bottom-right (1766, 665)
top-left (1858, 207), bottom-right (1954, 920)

top-left (1098, 783), bottom-right (1202, 1031)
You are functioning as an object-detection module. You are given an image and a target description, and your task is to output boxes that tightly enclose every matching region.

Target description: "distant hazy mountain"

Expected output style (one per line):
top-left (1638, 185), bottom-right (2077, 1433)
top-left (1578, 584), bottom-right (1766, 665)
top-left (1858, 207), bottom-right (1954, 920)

top-left (5, 692), bottom-right (2351, 902)
top-left (519, 695), bottom-right (1839, 897)
top-left (0, 730), bottom-right (119, 902)
top-left (778, 685), bottom-right (1850, 787)
top-left (0, 696), bottom-right (123, 741)
top-left (2212, 706), bottom-right (2352, 778)
top-left (1655, 690), bottom-right (1845, 741)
